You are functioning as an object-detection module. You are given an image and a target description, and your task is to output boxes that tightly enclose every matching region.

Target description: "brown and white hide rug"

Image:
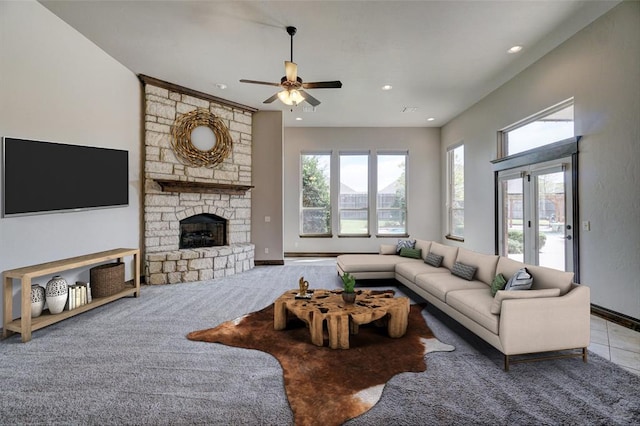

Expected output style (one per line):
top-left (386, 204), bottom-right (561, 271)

top-left (187, 303), bottom-right (454, 426)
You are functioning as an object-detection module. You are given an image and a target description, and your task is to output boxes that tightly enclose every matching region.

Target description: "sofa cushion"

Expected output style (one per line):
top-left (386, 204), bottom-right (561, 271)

top-left (451, 262), bottom-right (477, 281)
top-left (455, 248), bottom-right (499, 285)
top-left (490, 273), bottom-right (507, 296)
top-left (396, 239), bottom-right (416, 253)
top-left (491, 288), bottom-right (561, 314)
top-left (415, 272), bottom-right (487, 303)
top-left (379, 244), bottom-right (397, 255)
top-left (429, 242), bottom-right (459, 270)
top-left (526, 264), bottom-right (574, 295)
top-left (414, 239), bottom-right (432, 261)
top-left (447, 289), bottom-right (499, 334)
top-left (399, 247), bottom-right (422, 259)
top-left (425, 252), bottom-right (444, 267)
top-left (495, 257), bottom-right (527, 279)
top-left (395, 260), bottom-right (450, 282)
top-left (337, 254), bottom-right (411, 273)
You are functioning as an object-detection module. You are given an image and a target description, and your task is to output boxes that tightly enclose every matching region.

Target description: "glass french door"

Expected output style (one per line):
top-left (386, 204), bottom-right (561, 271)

top-left (498, 159), bottom-right (574, 272)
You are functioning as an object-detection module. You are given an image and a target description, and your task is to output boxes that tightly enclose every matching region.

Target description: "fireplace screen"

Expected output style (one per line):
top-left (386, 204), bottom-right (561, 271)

top-left (179, 214), bottom-right (227, 249)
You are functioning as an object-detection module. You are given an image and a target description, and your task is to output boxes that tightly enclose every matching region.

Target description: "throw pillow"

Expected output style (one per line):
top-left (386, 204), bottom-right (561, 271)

top-left (425, 252), bottom-right (444, 267)
top-left (490, 288), bottom-right (561, 314)
top-left (504, 268), bottom-right (533, 291)
top-left (399, 247), bottom-right (422, 259)
top-left (490, 273), bottom-right (507, 296)
top-left (379, 244), bottom-right (397, 255)
top-left (396, 239), bottom-right (416, 253)
top-left (451, 262), bottom-right (477, 281)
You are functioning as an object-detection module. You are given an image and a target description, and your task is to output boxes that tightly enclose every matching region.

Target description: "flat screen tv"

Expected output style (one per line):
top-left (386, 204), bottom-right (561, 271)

top-left (2, 137), bottom-right (129, 217)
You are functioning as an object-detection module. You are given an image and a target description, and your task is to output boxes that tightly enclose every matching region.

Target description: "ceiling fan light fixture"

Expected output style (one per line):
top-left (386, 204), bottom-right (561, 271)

top-left (277, 89), bottom-right (305, 106)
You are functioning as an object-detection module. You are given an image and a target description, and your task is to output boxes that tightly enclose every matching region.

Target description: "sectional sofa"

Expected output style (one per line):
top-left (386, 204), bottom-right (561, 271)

top-left (336, 239), bottom-right (590, 370)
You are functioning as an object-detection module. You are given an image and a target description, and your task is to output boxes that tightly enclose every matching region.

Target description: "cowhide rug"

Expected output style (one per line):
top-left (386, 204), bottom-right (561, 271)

top-left (187, 303), bottom-right (454, 426)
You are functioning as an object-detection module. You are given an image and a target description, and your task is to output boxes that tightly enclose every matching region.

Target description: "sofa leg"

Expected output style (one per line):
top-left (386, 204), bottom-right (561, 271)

top-left (582, 347), bottom-right (588, 363)
top-left (504, 355), bottom-right (510, 372)
top-left (504, 348), bottom-right (587, 371)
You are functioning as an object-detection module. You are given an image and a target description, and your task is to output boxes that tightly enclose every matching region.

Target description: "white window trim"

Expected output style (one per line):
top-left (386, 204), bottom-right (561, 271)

top-left (446, 143), bottom-right (464, 241)
top-left (375, 151), bottom-right (408, 236)
top-left (299, 152), bottom-right (332, 237)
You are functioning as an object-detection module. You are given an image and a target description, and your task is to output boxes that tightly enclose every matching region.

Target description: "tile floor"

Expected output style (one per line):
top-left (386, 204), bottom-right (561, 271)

top-left (284, 257), bottom-right (640, 376)
top-left (589, 315), bottom-right (640, 376)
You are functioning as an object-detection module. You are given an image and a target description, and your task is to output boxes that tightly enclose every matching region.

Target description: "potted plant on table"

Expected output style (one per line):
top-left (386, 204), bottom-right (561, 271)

top-left (341, 272), bottom-right (357, 304)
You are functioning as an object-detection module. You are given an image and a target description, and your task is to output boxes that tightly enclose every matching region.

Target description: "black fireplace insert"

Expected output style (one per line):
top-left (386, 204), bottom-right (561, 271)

top-left (179, 214), bottom-right (227, 249)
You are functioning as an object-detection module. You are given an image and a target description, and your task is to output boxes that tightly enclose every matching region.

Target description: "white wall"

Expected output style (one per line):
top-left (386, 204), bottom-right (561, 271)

top-left (0, 2), bottom-right (141, 326)
top-left (284, 127), bottom-right (441, 254)
top-left (441, 2), bottom-right (640, 318)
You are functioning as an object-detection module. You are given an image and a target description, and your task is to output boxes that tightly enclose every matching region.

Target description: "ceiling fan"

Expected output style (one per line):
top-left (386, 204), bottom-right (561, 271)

top-left (240, 26), bottom-right (342, 107)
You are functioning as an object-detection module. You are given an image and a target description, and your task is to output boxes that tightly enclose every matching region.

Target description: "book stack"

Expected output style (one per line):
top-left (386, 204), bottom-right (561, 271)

top-left (67, 282), bottom-right (93, 311)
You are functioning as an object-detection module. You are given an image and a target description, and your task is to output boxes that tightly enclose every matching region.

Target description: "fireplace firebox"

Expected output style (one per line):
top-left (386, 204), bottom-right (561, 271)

top-left (179, 214), bottom-right (227, 249)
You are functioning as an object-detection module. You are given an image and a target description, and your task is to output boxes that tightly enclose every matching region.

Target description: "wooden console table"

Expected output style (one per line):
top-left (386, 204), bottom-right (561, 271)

top-left (2, 248), bottom-right (140, 343)
top-left (274, 289), bottom-right (409, 349)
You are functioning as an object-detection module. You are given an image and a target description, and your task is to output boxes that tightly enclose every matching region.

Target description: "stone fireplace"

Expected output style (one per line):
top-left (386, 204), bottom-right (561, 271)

top-left (141, 77), bottom-right (256, 284)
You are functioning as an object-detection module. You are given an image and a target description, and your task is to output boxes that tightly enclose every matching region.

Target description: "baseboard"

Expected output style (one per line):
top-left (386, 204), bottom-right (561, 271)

top-left (591, 304), bottom-right (639, 332)
top-left (255, 260), bottom-right (285, 265)
top-left (284, 252), bottom-right (375, 257)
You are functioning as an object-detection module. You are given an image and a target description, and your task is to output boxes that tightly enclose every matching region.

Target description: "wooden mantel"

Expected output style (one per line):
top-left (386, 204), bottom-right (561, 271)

top-left (154, 179), bottom-right (254, 195)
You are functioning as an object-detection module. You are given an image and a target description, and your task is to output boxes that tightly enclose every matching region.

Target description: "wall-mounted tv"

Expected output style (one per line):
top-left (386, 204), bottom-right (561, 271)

top-left (2, 137), bottom-right (129, 217)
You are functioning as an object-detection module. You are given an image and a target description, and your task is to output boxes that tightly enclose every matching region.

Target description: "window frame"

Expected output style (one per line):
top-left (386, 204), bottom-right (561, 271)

top-left (338, 151), bottom-right (370, 237)
top-left (375, 151), bottom-right (408, 237)
top-left (299, 152), bottom-right (332, 237)
top-left (446, 143), bottom-right (464, 241)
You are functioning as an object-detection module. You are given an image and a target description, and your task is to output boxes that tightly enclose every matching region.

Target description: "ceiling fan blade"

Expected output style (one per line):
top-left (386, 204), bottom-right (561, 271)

top-left (302, 81), bottom-right (343, 89)
top-left (285, 61), bottom-right (298, 82)
top-left (298, 90), bottom-right (321, 107)
top-left (263, 93), bottom-right (280, 104)
top-left (240, 79), bottom-right (281, 87)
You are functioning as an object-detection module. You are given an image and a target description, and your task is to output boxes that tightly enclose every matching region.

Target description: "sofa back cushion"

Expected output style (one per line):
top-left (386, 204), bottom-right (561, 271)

top-left (429, 242), bottom-right (459, 270)
top-left (414, 239), bottom-right (432, 261)
top-left (526, 264), bottom-right (574, 295)
top-left (455, 248), bottom-right (500, 286)
top-left (496, 257), bottom-right (574, 295)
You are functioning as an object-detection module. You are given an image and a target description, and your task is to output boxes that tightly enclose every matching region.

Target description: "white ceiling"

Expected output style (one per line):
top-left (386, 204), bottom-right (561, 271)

top-left (40, 1), bottom-right (618, 128)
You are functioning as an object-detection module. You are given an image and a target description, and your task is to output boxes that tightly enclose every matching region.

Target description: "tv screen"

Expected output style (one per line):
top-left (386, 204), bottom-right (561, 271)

top-left (2, 137), bottom-right (129, 217)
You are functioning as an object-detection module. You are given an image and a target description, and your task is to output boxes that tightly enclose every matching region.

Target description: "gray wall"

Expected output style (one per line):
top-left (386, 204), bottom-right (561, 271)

top-left (252, 111), bottom-right (284, 262)
top-left (440, 2), bottom-right (640, 318)
top-left (284, 127), bottom-right (441, 254)
top-left (0, 2), bottom-right (141, 327)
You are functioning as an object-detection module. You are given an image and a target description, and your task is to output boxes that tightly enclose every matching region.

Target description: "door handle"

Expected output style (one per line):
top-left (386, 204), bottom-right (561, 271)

top-left (563, 235), bottom-right (572, 240)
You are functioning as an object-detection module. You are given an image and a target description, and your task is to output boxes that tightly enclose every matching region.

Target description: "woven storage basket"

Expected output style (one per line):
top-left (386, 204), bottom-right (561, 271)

top-left (90, 262), bottom-right (125, 298)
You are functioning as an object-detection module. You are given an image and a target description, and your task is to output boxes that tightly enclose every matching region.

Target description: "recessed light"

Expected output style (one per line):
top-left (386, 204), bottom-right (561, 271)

top-left (427, 117), bottom-right (435, 122)
top-left (295, 117), bottom-right (303, 121)
top-left (215, 83), bottom-right (227, 90)
top-left (402, 107), bottom-right (419, 113)
top-left (507, 45), bottom-right (523, 54)
top-left (382, 85), bottom-right (393, 91)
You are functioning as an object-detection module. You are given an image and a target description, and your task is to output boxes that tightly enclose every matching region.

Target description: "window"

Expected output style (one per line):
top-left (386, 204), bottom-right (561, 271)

top-left (339, 153), bottom-right (369, 235)
top-left (300, 154), bottom-right (331, 235)
top-left (501, 100), bottom-right (574, 156)
top-left (446, 144), bottom-right (464, 239)
top-left (377, 153), bottom-right (407, 235)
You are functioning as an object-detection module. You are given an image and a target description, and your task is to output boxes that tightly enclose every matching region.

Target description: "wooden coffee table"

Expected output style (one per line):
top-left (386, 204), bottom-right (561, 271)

top-left (273, 289), bottom-right (410, 349)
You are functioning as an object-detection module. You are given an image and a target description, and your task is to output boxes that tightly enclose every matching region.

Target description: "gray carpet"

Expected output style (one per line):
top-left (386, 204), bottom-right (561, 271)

top-left (1, 264), bottom-right (638, 425)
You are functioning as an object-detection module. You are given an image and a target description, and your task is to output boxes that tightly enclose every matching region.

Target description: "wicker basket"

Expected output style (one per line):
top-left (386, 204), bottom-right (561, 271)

top-left (90, 262), bottom-right (125, 298)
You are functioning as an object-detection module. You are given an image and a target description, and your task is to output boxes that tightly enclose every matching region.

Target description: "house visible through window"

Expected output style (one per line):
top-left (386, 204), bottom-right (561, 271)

top-left (447, 144), bottom-right (464, 240)
top-left (300, 153), bottom-right (331, 235)
top-left (339, 153), bottom-right (369, 235)
top-left (377, 153), bottom-right (407, 235)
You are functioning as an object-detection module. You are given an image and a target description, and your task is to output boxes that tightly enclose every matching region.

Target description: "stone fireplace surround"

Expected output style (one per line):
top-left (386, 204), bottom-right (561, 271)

top-left (141, 76), bottom-right (256, 285)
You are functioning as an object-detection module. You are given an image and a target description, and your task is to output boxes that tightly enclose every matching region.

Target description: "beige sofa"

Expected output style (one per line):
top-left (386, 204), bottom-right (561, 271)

top-left (337, 240), bottom-right (590, 370)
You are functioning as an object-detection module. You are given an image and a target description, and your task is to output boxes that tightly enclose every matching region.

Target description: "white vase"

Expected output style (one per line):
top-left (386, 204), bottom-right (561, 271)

top-left (30, 284), bottom-right (46, 318)
top-left (45, 275), bottom-right (68, 315)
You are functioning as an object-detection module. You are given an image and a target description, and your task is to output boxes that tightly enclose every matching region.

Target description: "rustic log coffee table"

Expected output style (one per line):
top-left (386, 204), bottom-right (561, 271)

top-left (273, 289), bottom-right (410, 349)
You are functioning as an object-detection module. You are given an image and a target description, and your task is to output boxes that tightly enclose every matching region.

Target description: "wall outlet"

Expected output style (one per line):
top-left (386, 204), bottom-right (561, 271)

top-left (264, 247), bottom-right (269, 254)
top-left (582, 220), bottom-right (591, 231)
top-left (265, 216), bottom-right (271, 223)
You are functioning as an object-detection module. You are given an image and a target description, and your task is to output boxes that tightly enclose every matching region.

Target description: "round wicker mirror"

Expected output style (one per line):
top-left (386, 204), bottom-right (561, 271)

top-left (171, 108), bottom-right (232, 168)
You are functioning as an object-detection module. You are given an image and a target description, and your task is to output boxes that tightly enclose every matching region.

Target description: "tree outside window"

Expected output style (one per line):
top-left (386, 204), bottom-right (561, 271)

top-left (300, 154), bottom-right (331, 235)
